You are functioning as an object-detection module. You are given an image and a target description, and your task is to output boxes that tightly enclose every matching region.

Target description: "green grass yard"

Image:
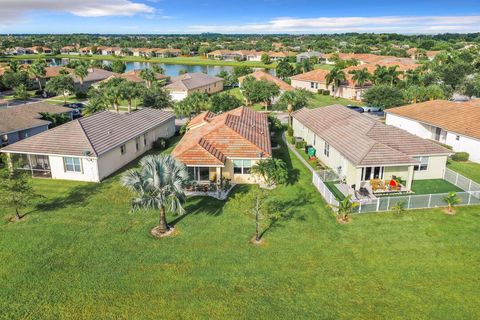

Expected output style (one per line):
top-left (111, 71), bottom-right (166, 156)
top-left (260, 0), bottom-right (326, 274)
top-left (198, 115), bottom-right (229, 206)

top-left (447, 160), bottom-right (480, 184)
top-left (411, 179), bottom-right (464, 195)
top-left (1, 134), bottom-right (479, 319)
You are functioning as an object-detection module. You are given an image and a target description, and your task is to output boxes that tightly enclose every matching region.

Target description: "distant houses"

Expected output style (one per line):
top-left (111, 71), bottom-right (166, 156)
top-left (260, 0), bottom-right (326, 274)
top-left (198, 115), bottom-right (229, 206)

top-left (206, 50), bottom-right (295, 61)
top-left (386, 99), bottom-right (480, 163)
top-left (1, 109), bottom-right (175, 182)
top-left (165, 73), bottom-right (224, 101)
top-left (0, 102), bottom-right (73, 146)
top-left (296, 51), bottom-right (322, 63)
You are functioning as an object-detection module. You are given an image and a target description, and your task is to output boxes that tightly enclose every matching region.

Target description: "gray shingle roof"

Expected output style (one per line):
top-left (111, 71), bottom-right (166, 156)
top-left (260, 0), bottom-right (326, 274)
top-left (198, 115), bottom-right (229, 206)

top-left (165, 73), bottom-right (223, 91)
top-left (1, 109), bottom-right (174, 157)
top-left (293, 105), bottom-right (451, 166)
top-left (0, 102), bottom-right (72, 135)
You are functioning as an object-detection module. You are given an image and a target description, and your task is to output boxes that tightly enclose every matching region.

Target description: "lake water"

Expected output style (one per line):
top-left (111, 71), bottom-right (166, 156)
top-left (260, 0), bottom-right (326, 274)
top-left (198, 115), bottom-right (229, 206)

top-left (43, 58), bottom-right (275, 77)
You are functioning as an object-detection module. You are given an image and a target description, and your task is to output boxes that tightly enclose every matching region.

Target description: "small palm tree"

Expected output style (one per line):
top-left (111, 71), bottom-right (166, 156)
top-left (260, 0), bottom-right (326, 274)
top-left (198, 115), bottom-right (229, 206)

top-left (443, 192), bottom-right (461, 214)
top-left (280, 90), bottom-right (297, 127)
top-left (120, 81), bottom-right (144, 113)
top-left (121, 155), bottom-right (190, 236)
top-left (251, 158), bottom-right (288, 187)
top-left (349, 68), bottom-right (371, 87)
top-left (28, 60), bottom-right (47, 90)
top-left (74, 64), bottom-right (89, 86)
top-left (325, 67), bottom-right (346, 98)
top-left (331, 195), bottom-right (359, 223)
top-left (140, 68), bottom-right (156, 88)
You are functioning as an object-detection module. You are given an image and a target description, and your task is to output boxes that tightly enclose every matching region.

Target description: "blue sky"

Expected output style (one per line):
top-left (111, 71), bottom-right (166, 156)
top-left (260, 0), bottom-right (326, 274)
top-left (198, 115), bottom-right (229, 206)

top-left (0, 0), bottom-right (479, 34)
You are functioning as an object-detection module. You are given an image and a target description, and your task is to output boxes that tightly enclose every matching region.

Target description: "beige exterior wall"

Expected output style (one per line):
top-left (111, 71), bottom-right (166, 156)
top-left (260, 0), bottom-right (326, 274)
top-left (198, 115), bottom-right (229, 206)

top-left (49, 155), bottom-right (99, 182)
top-left (168, 80), bottom-right (224, 101)
top-left (412, 155), bottom-right (448, 180)
top-left (291, 79), bottom-right (329, 93)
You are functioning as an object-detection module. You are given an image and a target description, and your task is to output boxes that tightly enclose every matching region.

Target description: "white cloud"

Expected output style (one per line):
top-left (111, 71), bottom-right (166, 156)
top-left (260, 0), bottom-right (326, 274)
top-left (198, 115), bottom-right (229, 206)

top-left (0, 0), bottom-right (155, 25)
top-left (188, 15), bottom-right (480, 34)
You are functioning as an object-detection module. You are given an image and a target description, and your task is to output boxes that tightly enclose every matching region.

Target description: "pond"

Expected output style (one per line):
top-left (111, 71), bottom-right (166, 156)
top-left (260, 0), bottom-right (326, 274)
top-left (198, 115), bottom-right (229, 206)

top-left (18, 58), bottom-right (275, 77)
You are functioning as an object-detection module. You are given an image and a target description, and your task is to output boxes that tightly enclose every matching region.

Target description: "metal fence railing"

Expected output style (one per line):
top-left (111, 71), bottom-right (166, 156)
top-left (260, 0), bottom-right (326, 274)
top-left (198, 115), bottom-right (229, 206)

top-left (312, 172), bottom-right (339, 209)
top-left (443, 168), bottom-right (480, 192)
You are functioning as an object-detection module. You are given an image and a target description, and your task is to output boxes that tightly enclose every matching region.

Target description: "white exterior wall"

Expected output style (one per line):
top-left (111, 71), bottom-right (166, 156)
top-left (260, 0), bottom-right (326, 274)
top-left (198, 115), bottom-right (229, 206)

top-left (97, 119), bottom-right (175, 180)
top-left (169, 91), bottom-right (188, 102)
top-left (49, 155), bottom-right (100, 182)
top-left (168, 80), bottom-right (224, 102)
top-left (445, 132), bottom-right (480, 163)
top-left (386, 113), bottom-right (435, 140)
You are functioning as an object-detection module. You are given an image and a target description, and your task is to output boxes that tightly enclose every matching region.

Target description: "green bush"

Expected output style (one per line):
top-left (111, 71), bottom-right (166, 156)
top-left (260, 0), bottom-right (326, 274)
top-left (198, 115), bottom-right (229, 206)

top-left (287, 126), bottom-right (294, 137)
top-left (75, 91), bottom-right (87, 99)
top-left (322, 90), bottom-right (330, 95)
top-left (317, 89), bottom-right (324, 94)
top-left (295, 140), bottom-right (306, 149)
top-left (452, 152), bottom-right (469, 162)
top-left (152, 138), bottom-right (168, 150)
top-left (287, 135), bottom-right (295, 145)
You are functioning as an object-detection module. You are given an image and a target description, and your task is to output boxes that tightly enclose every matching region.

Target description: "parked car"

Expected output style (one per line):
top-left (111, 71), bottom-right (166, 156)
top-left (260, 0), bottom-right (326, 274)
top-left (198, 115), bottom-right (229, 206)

top-left (362, 105), bottom-right (382, 112)
top-left (35, 90), bottom-right (56, 98)
top-left (346, 105), bottom-right (364, 113)
top-left (63, 102), bottom-right (84, 109)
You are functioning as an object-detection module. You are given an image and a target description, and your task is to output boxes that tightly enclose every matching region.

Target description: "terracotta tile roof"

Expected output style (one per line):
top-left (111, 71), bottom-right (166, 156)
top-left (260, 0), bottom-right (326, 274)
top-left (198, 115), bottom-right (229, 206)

top-left (2, 109), bottom-right (174, 157)
top-left (291, 69), bottom-right (330, 83)
top-left (172, 107), bottom-right (271, 166)
top-left (104, 69), bottom-right (168, 84)
top-left (0, 102), bottom-right (72, 135)
top-left (386, 100), bottom-right (480, 140)
top-left (165, 73), bottom-right (223, 91)
top-left (293, 105), bottom-right (451, 167)
top-left (238, 70), bottom-right (293, 91)
top-left (45, 66), bottom-right (73, 78)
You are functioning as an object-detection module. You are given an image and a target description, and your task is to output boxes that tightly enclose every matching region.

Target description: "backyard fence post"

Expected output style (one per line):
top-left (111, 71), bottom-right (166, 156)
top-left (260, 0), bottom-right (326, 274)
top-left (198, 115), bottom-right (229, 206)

top-left (428, 194), bottom-right (432, 208)
top-left (455, 172), bottom-right (459, 186)
top-left (407, 195), bottom-right (411, 209)
top-left (376, 199), bottom-right (380, 212)
top-left (468, 180), bottom-right (472, 192)
top-left (329, 193), bottom-right (333, 204)
top-left (359, 201), bottom-right (362, 213)
top-left (386, 197), bottom-right (390, 210)
top-left (468, 192), bottom-right (472, 205)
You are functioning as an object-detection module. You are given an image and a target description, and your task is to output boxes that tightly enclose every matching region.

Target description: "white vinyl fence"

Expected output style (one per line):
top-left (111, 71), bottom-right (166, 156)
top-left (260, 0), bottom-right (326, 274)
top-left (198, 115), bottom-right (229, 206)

top-left (312, 172), bottom-right (339, 209)
top-left (353, 168), bottom-right (480, 213)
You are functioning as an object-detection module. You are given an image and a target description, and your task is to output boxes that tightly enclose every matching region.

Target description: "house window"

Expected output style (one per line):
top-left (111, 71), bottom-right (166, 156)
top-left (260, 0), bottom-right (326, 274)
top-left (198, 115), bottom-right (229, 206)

top-left (456, 135), bottom-right (460, 141)
top-left (188, 167), bottom-right (210, 181)
top-left (64, 157), bottom-right (82, 173)
top-left (324, 142), bottom-right (330, 157)
top-left (135, 137), bottom-right (140, 152)
top-left (120, 144), bottom-right (126, 155)
top-left (144, 134), bottom-right (148, 147)
top-left (414, 157), bottom-right (428, 171)
top-left (233, 160), bottom-right (252, 174)
top-left (361, 166), bottom-right (384, 181)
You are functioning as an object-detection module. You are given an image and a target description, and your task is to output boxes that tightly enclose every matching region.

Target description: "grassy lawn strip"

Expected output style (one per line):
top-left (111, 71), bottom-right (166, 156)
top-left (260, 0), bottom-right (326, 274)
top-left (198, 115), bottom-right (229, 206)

top-left (307, 93), bottom-right (362, 108)
top-left (447, 160), bottom-right (480, 184)
top-left (411, 179), bottom-right (463, 194)
top-left (1, 131), bottom-right (479, 319)
top-left (324, 181), bottom-right (346, 200)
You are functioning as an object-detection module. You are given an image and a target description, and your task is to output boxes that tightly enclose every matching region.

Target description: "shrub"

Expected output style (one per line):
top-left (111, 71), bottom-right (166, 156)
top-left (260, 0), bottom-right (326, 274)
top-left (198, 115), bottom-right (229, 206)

top-left (287, 125), bottom-right (294, 137)
top-left (295, 140), bottom-right (306, 149)
top-left (322, 90), bottom-right (330, 95)
top-left (317, 89), bottom-right (324, 94)
top-left (179, 124), bottom-right (187, 135)
top-left (451, 152), bottom-right (469, 162)
top-left (75, 91), bottom-right (87, 99)
top-left (152, 138), bottom-right (168, 150)
top-left (287, 135), bottom-right (295, 145)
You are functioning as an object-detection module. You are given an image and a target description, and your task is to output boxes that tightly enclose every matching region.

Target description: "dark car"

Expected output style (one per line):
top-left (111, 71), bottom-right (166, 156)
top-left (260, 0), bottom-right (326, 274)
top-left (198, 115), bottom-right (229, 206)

top-left (35, 90), bottom-right (56, 98)
top-left (346, 105), bottom-right (364, 113)
top-left (63, 102), bottom-right (84, 109)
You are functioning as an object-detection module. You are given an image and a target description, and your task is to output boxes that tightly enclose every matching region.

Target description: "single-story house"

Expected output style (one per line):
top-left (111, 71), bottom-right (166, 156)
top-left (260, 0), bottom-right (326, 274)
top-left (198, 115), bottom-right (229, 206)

top-left (1, 109), bottom-right (175, 182)
top-left (73, 68), bottom-right (118, 92)
top-left (207, 50), bottom-right (244, 61)
top-left (406, 48), bottom-right (441, 61)
top-left (292, 105), bottom-right (452, 196)
top-left (238, 70), bottom-right (293, 92)
top-left (386, 99), bottom-right (480, 163)
top-left (102, 69), bottom-right (169, 86)
top-left (165, 73), bottom-right (224, 102)
top-left (0, 102), bottom-right (73, 146)
top-left (172, 107), bottom-right (271, 185)
top-left (154, 48), bottom-right (182, 58)
top-left (296, 51), bottom-right (322, 63)
top-left (5, 47), bottom-right (26, 55)
top-left (291, 69), bottom-right (331, 93)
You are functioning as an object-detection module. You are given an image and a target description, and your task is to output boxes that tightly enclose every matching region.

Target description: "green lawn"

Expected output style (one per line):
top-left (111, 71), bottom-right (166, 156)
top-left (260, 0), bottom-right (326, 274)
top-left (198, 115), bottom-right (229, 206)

top-left (411, 179), bottom-right (464, 194)
top-left (1, 134), bottom-right (479, 319)
top-left (307, 93), bottom-right (362, 108)
top-left (314, 64), bottom-right (335, 70)
top-left (447, 160), bottom-right (480, 184)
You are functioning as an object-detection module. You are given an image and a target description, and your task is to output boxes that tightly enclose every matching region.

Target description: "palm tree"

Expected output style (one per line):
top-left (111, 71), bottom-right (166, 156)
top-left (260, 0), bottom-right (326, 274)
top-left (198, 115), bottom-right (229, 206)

top-left (251, 158), bottom-right (288, 187)
top-left (373, 65), bottom-right (389, 85)
top-left (74, 64), bottom-right (89, 87)
top-left (443, 192), bottom-right (461, 214)
top-left (120, 81), bottom-right (144, 113)
top-left (100, 78), bottom-right (126, 112)
top-left (121, 155), bottom-right (190, 236)
top-left (139, 68), bottom-right (156, 88)
top-left (330, 195), bottom-right (359, 223)
top-left (325, 67), bottom-right (346, 98)
top-left (386, 66), bottom-right (402, 86)
top-left (404, 69), bottom-right (422, 87)
top-left (28, 60), bottom-right (47, 90)
top-left (349, 68), bottom-right (371, 87)
top-left (280, 90), bottom-right (296, 127)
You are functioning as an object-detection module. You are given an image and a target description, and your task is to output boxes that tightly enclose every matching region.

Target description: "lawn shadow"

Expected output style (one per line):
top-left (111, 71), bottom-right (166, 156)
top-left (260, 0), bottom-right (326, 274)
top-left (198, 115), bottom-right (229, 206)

top-left (169, 192), bottom-right (229, 226)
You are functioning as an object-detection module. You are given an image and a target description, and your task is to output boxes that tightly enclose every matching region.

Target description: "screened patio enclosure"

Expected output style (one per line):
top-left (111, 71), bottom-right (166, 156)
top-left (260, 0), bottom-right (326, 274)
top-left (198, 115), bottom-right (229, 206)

top-left (10, 153), bottom-right (52, 178)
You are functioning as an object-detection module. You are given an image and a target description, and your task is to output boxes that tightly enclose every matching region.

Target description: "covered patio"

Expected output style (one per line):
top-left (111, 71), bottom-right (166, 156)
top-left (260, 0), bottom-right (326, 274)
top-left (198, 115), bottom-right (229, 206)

top-left (9, 153), bottom-right (52, 178)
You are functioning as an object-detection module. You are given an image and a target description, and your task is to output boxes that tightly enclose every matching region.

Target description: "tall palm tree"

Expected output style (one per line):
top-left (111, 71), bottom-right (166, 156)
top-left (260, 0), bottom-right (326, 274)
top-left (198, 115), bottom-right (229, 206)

top-left (140, 68), bottom-right (156, 88)
top-left (386, 66), bottom-right (402, 86)
top-left (373, 65), bottom-right (389, 85)
top-left (325, 67), bottom-right (346, 98)
top-left (280, 90), bottom-right (297, 127)
top-left (120, 81), bottom-right (144, 113)
top-left (100, 78), bottom-right (126, 112)
top-left (349, 68), bottom-right (371, 87)
top-left (121, 155), bottom-right (190, 235)
top-left (74, 64), bottom-right (89, 87)
top-left (28, 60), bottom-right (47, 91)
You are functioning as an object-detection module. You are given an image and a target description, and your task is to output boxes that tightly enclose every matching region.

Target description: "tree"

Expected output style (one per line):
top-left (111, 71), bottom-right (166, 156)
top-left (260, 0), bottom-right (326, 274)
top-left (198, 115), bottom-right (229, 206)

top-left (121, 154), bottom-right (190, 236)
top-left (276, 60), bottom-right (295, 79)
top-left (120, 81), bottom-right (145, 113)
top-left (443, 192), bottom-right (461, 214)
top-left (28, 60), bottom-right (47, 90)
top-left (275, 89), bottom-right (312, 126)
top-left (140, 68), bottom-right (156, 88)
top-left (111, 60), bottom-right (126, 73)
top-left (209, 92), bottom-right (242, 113)
top-left (174, 92), bottom-right (209, 118)
top-left (251, 158), bottom-right (288, 188)
top-left (84, 87), bottom-right (110, 115)
top-left (403, 85), bottom-right (426, 104)
top-left (217, 70), bottom-right (236, 87)
top-left (226, 186), bottom-right (278, 243)
top-left (74, 64), bottom-right (89, 87)
top-left (424, 84), bottom-right (445, 101)
top-left (241, 76), bottom-right (280, 110)
top-left (261, 53), bottom-right (271, 65)
top-left (325, 67), bottom-right (346, 97)
top-left (462, 74), bottom-right (480, 97)
top-left (349, 68), bottom-right (371, 87)
top-left (330, 195), bottom-right (359, 223)
top-left (98, 77), bottom-right (127, 112)
top-left (385, 66), bottom-right (402, 86)
top-left (142, 83), bottom-right (174, 110)
top-left (0, 159), bottom-right (39, 221)
top-left (46, 73), bottom-right (74, 103)
top-left (39, 112), bottom-right (70, 128)
top-left (13, 84), bottom-right (29, 102)
top-left (1, 70), bottom-right (29, 90)
top-left (151, 64), bottom-right (165, 74)
top-left (362, 85), bottom-right (405, 109)
top-left (178, 69), bottom-right (188, 75)
top-left (233, 66), bottom-right (253, 79)
top-left (298, 59), bottom-right (313, 73)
